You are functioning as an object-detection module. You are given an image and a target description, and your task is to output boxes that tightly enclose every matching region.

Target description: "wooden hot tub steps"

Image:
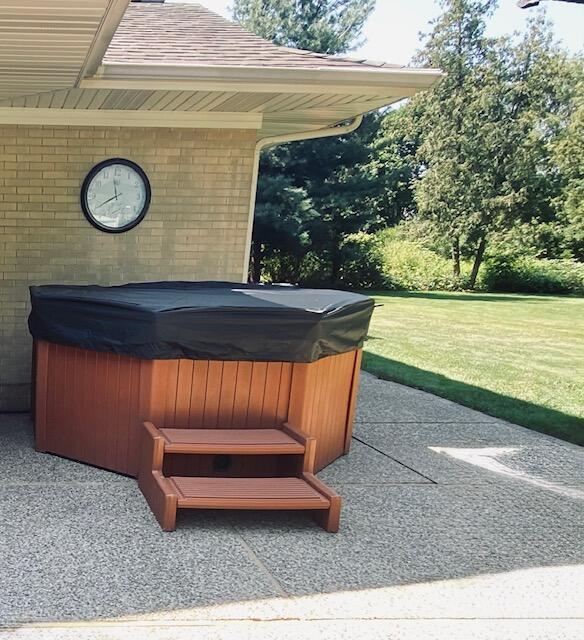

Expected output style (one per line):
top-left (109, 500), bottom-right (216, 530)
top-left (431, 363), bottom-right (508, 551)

top-left (138, 421), bottom-right (341, 533)
top-left (171, 476), bottom-right (330, 509)
top-left (158, 428), bottom-right (306, 455)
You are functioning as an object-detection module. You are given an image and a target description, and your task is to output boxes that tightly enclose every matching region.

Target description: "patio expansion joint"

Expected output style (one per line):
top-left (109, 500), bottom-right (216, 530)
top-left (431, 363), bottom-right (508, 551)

top-left (231, 525), bottom-right (289, 598)
top-left (351, 436), bottom-right (438, 484)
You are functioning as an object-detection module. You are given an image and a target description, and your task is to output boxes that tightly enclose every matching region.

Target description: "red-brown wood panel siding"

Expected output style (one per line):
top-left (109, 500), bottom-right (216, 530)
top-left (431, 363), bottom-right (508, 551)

top-left (36, 342), bottom-right (145, 475)
top-left (151, 359), bottom-right (294, 430)
top-left (34, 340), bottom-right (361, 476)
top-left (288, 349), bottom-right (360, 470)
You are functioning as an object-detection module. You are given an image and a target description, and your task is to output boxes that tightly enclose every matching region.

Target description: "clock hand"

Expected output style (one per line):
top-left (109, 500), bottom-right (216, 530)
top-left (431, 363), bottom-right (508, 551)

top-left (113, 179), bottom-right (119, 201)
top-left (95, 193), bottom-right (119, 208)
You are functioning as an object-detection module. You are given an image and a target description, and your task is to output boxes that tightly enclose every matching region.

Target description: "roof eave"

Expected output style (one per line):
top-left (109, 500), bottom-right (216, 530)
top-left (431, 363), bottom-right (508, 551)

top-left (80, 63), bottom-right (444, 96)
top-left (77, 0), bottom-right (132, 84)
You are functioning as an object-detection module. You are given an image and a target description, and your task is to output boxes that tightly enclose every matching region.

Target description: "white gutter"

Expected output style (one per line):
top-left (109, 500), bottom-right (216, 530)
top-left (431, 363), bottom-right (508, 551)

top-left (241, 115), bottom-right (364, 282)
top-left (82, 64), bottom-right (444, 96)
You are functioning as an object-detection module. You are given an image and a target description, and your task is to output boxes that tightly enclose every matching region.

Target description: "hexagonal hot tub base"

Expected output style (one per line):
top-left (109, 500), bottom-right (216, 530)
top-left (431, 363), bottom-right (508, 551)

top-left (33, 340), bottom-right (362, 476)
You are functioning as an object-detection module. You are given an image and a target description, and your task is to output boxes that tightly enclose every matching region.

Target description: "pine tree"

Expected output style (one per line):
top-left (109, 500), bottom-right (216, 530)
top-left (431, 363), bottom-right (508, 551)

top-left (232, 0), bottom-right (377, 283)
top-left (233, 0), bottom-right (374, 54)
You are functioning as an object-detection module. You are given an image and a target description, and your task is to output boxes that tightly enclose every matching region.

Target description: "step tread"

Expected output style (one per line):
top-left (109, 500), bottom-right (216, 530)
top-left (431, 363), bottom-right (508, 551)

top-left (159, 428), bottom-right (304, 454)
top-left (170, 476), bottom-right (330, 510)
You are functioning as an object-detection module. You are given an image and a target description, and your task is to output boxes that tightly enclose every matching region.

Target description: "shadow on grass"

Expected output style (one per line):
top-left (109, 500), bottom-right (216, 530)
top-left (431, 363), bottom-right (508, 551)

top-left (366, 290), bottom-right (565, 303)
top-left (363, 351), bottom-right (584, 447)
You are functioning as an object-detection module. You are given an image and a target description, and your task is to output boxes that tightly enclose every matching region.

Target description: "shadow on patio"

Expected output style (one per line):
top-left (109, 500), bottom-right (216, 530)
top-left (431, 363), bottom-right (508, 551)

top-left (363, 351), bottom-right (584, 445)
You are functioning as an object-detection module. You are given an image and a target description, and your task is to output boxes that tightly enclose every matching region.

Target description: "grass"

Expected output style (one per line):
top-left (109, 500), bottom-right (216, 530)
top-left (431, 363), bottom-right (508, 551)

top-left (362, 291), bottom-right (584, 446)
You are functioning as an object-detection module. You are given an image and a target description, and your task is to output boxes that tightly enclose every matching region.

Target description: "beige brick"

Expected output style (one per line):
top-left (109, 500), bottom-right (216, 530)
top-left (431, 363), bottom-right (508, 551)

top-left (0, 124), bottom-right (256, 410)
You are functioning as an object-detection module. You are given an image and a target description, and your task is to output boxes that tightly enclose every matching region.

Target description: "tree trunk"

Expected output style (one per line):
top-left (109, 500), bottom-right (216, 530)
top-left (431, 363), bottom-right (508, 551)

top-left (330, 231), bottom-right (341, 286)
top-left (469, 236), bottom-right (487, 289)
top-left (250, 241), bottom-right (262, 283)
top-left (330, 249), bottom-right (341, 286)
top-left (451, 237), bottom-right (461, 278)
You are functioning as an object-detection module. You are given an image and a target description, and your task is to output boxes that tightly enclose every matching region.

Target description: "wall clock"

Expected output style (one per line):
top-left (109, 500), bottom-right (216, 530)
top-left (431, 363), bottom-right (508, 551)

top-left (81, 158), bottom-right (151, 233)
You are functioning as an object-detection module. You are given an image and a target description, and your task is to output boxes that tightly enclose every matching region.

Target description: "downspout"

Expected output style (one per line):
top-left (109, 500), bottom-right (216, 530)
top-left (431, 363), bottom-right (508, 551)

top-left (241, 114), bottom-right (364, 282)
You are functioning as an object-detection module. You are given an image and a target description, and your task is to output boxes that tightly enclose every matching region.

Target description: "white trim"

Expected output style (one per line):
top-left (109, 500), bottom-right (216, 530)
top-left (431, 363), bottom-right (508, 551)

top-left (0, 108), bottom-right (263, 129)
top-left (82, 64), bottom-right (444, 96)
top-left (77, 0), bottom-right (131, 83)
top-left (241, 115), bottom-right (364, 282)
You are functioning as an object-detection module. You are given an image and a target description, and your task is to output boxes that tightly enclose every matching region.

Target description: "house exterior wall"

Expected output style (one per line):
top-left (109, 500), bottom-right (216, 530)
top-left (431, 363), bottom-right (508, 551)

top-left (0, 125), bottom-right (257, 410)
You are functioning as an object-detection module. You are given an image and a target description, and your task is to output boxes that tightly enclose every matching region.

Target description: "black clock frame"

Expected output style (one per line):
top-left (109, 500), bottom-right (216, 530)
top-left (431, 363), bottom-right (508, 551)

top-left (80, 158), bottom-right (151, 233)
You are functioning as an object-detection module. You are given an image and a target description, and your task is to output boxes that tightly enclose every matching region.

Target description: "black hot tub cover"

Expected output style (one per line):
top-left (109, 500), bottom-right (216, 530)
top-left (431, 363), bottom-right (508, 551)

top-left (28, 282), bottom-right (374, 363)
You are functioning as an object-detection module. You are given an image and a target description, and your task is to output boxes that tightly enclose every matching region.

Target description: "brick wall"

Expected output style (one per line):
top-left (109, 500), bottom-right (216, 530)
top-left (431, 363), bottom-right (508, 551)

top-left (0, 125), bottom-right (257, 410)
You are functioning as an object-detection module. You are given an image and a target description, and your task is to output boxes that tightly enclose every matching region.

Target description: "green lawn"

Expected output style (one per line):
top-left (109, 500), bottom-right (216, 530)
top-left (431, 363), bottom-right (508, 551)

top-left (362, 291), bottom-right (584, 445)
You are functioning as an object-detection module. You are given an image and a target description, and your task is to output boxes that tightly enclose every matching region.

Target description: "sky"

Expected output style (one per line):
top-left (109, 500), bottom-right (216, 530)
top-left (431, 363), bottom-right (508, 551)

top-left (168, 0), bottom-right (583, 65)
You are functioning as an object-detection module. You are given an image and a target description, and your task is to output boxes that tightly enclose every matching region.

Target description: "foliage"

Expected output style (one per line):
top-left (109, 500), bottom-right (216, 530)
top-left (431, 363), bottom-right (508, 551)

top-left (480, 255), bottom-right (584, 294)
top-left (232, 0), bottom-right (379, 284)
top-left (232, 0), bottom-right (374, 54)
top-left (251, 111), bottom-right (384, 284)
top-left (376, 230), bottom-right (468, 291)
top-left (249, 172), bottom-right (315, 282)
top-left (335, 232), bottom-right (385, 289)
top-left (409, 1), bottom-right (577, 286)
top-left (366, 107), bottom-right (422, 227)
top-left (411, 0), bottom-right (496, 280)
top-left (550, 62), bottom-right (584, 260)
top-left (235, 0), bottom-right (583, 293)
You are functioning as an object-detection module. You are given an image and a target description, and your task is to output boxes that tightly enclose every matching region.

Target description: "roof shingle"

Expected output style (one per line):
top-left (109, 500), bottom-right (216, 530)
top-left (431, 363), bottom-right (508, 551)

top-left (103, 3), bottom-right (401, 70)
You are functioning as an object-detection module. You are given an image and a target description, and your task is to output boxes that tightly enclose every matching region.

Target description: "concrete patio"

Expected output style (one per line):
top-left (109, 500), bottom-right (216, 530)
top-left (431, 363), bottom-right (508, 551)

top-left (0, 372), bottom-right (582, 639)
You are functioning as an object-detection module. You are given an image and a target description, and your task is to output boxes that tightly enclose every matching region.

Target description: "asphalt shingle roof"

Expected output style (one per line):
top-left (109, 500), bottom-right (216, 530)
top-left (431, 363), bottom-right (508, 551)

top-left (103, 2), bottom-right (401, 70)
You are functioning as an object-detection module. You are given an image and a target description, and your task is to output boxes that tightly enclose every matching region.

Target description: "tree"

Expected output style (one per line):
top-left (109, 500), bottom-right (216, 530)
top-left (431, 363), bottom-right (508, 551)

top-left (232, 0), bottom-right (374, 54)
top-left (291, 114), bottom-right (384, 283)
top-left (412, 0), bottom-right (496, 280)
top-left (368, 104), bottom-right (425, 227)
top-left (462, 15), bottom-right (576, 284)
top-left (410, 1), bottom-right (576, 287)
top-left (551, 61), bottom-right (584, 259)
top-left (232, 0), bottom-right (378, 283)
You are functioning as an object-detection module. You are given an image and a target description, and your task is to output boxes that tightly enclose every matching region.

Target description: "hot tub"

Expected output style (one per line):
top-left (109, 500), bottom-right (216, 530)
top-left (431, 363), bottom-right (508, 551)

top-left (29, 282), bottom-right (373, 477)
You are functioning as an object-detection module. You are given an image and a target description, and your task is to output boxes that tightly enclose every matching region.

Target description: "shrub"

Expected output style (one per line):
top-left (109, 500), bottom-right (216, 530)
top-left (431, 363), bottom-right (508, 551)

top-left (336, 233), bottom-right (386, 288)
top-left (377, 230), bottom-right (467, 291)
top-left (480, 255), bottom-right (584, 294)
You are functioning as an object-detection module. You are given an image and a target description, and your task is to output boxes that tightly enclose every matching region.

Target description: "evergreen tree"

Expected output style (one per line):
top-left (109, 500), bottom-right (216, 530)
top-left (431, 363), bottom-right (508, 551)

top-left (233, 0), bottom-right (374, 54)
top-left (412, 0), bottom-right (497, 280)
top-left (411, 0), bottom-right (576, 286)
top-left (551, 61), bottom-right (584, 259)
top-left (232, 0), bottom-right (377, 283)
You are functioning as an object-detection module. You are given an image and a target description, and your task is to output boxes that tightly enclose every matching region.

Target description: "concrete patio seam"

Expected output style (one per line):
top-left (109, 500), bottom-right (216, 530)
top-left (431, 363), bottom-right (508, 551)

top-left (231, 526), bottom-right (289, 598)
top-left (352, 436), bottom-right (438, 483)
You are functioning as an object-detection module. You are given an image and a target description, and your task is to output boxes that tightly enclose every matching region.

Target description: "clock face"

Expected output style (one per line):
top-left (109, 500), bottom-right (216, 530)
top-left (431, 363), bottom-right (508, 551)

top-left (81, 158), bottom-right (151, 233)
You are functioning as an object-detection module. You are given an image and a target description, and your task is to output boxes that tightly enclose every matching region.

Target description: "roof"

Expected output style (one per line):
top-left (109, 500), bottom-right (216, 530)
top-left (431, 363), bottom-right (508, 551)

top-left (103, 2), bottom-right (400, 71)
top-left (0, 1), bottom-right (443, 140)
